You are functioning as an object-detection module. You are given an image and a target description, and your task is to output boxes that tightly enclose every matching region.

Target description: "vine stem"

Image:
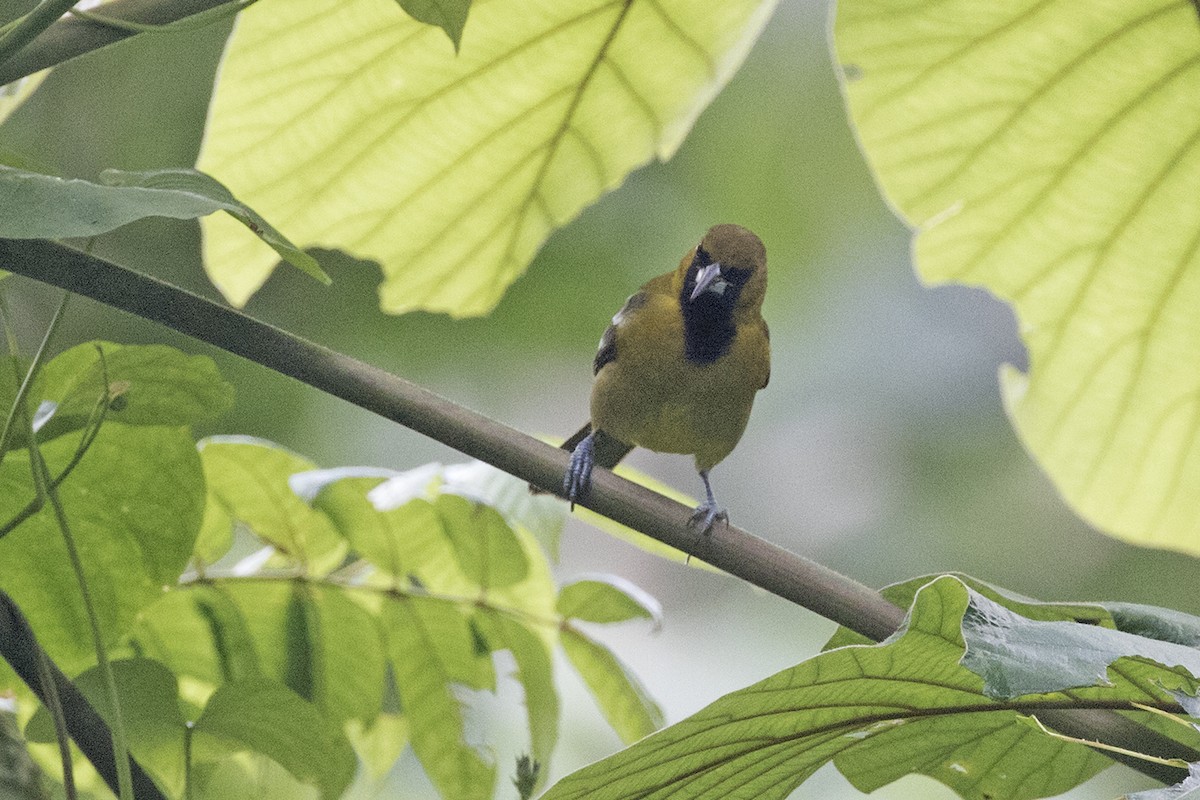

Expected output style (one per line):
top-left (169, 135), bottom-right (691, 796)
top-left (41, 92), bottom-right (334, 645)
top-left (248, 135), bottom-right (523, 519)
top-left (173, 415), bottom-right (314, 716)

top-left (19, 295), bottom-right (135, 800)
top-left (0, 0), bottom-right (80, 71)
top-left (0, 238), bottom-right (1195, 786)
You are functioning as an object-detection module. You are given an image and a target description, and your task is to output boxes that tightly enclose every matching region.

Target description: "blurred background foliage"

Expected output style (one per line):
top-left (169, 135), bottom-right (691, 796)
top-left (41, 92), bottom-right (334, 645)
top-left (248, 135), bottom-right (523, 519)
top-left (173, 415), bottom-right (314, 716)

top-left (1, 0), bottom-right (1193, 797)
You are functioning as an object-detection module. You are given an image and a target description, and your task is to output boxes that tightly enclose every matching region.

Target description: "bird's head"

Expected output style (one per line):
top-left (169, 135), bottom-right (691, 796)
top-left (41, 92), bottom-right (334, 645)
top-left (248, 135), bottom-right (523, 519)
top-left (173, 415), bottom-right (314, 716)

top-left (677, 224), bottom-right (767, 316)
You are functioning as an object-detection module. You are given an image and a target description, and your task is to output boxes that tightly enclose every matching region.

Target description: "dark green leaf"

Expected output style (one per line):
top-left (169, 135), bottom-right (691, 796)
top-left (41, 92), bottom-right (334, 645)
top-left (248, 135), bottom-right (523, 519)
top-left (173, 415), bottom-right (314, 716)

top-left (0, 166), bottom-right (329, 284)
top-left (0, 424), bottom-right (204, 674)
top-left (557, 576), bottom-right (660, 625)
top-left (193, 679), bottom-right (355, 800)
top-left (394, 0), bottom-right (472, 50)
top-left (1106, 603), bottom-right (1200, 648)
top-left (561, 627), bottom-right (661, 745)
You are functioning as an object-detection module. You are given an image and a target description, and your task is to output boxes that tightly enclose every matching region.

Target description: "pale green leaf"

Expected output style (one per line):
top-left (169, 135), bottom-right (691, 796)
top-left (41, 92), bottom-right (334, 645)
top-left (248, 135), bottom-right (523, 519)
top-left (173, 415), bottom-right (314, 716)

top-left (835, 0), bottom-right (1200, 554)
top-left (0, 424), bottom-right (204, 675)
top-left (1127, 764), bottom-right (1200, 800)
top-left (385, 596), bottom-right (495, 800)
top-left (134, 582), bottom-right (387, 725)
top-left (35, 342), bottom-right (234, 440)
top-left (198, 436), bottom-right (347, 572)
top-left (475, 612), bottom-right (558, 776)
top-left (561, 626), bottom-right (662, 745)
top-left (197, 0), bottom-right (778, 312)
top-left (396, 0), bottom-right (471, 49)
top-left (557, 575), bottom-right (661, 625)
top-left (193, 679), bottom-right (356, 800)
top-left (347, 712), bottom-right (409, 780)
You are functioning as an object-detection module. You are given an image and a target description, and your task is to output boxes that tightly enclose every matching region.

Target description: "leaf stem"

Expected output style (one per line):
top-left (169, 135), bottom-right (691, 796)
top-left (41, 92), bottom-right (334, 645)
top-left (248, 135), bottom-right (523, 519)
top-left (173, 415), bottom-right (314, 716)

top-left (0, 0), bottom-right (80, 70)
top-left (19, 297), bottom-right (134, 800)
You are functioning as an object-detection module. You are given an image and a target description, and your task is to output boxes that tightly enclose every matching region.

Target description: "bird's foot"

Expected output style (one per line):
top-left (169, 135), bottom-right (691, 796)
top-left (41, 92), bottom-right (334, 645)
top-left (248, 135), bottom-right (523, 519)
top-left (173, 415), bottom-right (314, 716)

top-left (688, 469), bottom-right (727, 533)
top-left (563, 432), bottom-right (595, 508)
top-left (688, 502), bottom-right (728, 533)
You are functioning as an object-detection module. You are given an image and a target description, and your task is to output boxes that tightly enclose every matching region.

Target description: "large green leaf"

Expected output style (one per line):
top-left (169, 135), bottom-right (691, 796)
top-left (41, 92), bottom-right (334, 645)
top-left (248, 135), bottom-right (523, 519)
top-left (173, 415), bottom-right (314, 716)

top-left (196, 0), bottom-right (778, 312)
top-left (544, 577), bottom-right (1132, 800)
top-left (835, 1), bottom-right (1200, 553)
top-left (0, 423), bottom-right (204, 675)
top-left (560, 626), bottom-right (662, 746)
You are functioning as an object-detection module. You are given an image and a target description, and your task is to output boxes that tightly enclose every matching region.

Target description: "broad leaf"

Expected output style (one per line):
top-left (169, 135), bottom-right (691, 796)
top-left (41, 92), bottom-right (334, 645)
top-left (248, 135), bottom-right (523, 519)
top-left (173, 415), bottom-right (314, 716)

top-left (197, 0), bottom-right (778, 312)
top-left (0, 424), bottom-right (204, 675)
top-left (25, 658), bottom-right (187, 797)
top-left (193, 679), bottom-right (356, 800)
top-left (545, 577), bottom-right (1126, 800)
top-left (835, 0), bottom-right (1200, 554)
top-left (35, 342), bottom-right (234, 440)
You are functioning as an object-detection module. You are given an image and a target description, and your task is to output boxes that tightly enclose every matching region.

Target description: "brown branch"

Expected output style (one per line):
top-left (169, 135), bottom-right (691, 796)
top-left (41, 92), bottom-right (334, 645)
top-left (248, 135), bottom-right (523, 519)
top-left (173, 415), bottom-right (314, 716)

top-left (0, 238), bottom-right (1194, 786)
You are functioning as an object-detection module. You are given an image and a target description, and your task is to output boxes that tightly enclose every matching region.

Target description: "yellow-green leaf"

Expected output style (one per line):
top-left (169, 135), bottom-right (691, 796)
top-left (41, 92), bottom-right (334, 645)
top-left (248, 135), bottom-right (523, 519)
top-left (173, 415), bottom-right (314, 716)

top-left (197, 0), bottom-right (777, 313)
top-left (836, 0), bottom-right (1200, 554)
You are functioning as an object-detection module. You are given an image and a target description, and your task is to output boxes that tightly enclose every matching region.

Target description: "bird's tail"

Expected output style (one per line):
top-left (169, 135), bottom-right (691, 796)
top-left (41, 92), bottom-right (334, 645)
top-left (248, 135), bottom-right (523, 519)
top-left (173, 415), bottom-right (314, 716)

top-left (531, 423), bottom-right (633, 494)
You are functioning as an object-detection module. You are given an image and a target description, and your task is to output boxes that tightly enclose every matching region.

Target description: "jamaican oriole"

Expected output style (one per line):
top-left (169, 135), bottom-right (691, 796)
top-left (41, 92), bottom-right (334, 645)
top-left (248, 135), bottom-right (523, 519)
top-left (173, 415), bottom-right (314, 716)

top-left (561, 223), bottom-right (770, 531)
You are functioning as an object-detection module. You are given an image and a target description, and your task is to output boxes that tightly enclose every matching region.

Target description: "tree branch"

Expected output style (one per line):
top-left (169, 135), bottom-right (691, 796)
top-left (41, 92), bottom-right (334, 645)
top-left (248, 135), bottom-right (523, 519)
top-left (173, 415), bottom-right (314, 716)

top-left (0, 238), bottom-right (1193, 786)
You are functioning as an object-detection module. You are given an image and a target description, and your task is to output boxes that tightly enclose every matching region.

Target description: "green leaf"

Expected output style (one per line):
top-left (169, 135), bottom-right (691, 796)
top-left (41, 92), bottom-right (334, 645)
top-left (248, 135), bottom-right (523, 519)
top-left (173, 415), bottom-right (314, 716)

top-left (960, 591), bottom-right (1200, 699)
top-left (196, 0), bottom-right (778, 312)
top-left (101, 168), bottom-right (330, 285)
top-left (35, 342), bottom-right (234, 440)
top-left (835, 0), bottom-right (1200, 554)
top-left (25, 658), bottom-right (187, 797)
top-left (432, 493), bottom-right (528, 590)
top-left (385, 596), bottom-right (495, 800)
top-left (0, 424), bottom-right (204, 674)
top-left (198, 436), bottom-right (347, 573)
top-left (557, 576), bottom-right (661, 625)
top-left (560, 626), bottom-right (661, 745)
top-left (135, 582), bottom-right (386, 725)
top-left (545, 577), bottom-right (1122, 800)
top-left (395, 0), bottom-right (471, 50)
top-left (347, 712), bottom-right (409, 779)
top-left (475, 612), bottom-right (558, 776)
top-left (193, 679), bottom-right (356, 800)
top-left (0, 166), bottom-right (327, 284)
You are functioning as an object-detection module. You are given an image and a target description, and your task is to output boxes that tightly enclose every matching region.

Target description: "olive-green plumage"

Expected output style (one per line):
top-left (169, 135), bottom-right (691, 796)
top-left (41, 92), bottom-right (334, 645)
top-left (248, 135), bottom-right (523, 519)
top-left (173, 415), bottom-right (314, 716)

top-left (561, 223), bottom-right (770, 529)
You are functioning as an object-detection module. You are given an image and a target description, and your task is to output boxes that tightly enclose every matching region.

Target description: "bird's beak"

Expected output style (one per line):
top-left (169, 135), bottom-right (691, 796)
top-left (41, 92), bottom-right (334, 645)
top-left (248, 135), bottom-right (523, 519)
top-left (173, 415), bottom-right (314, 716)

top-left (689, 263), bottom-right (725, 301)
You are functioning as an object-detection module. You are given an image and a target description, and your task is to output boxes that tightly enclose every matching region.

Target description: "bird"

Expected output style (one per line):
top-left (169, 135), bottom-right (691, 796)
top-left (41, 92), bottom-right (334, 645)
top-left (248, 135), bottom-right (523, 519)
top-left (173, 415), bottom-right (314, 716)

top-left (559, 223), bottom-right (770, 531)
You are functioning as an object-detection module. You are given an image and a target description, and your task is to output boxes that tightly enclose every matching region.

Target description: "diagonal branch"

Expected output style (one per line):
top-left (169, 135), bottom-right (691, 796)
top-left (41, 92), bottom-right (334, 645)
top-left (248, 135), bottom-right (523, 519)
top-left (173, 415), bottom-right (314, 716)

top-left (0, 237), bottom-right (1194, 786)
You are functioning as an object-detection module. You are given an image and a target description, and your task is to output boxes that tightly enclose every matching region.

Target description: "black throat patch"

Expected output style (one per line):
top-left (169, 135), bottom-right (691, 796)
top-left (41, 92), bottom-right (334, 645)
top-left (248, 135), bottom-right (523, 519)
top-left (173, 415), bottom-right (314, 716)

top-left (680, 250), bottom-right (748, 365)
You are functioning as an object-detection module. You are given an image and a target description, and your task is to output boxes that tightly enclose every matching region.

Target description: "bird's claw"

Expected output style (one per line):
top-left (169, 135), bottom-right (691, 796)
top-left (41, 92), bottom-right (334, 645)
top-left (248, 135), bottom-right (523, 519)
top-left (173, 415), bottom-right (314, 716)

top-left (688, 502), bottom-right (728, 533)
top-left (563, 433), bottom-right (596, 508)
